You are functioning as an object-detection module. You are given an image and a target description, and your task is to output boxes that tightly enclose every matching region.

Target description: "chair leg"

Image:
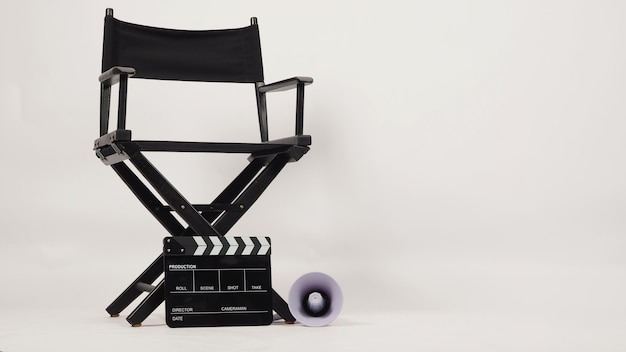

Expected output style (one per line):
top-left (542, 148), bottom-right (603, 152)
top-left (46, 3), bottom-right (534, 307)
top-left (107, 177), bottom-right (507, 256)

top-left (181, 158), bottom-right (266, 235)
top-left (111, 162), bottom-right (186, 236)
top-left (126, 279), bottom-right (166, 327)
top-left (106, 254), bottom-right (164, 316)
top-left (130, 152), bottom-right (221, 236)
top-left (214, 154), bottom-right (290, 234)
top-left (272, 289), bottom-right (296, 323)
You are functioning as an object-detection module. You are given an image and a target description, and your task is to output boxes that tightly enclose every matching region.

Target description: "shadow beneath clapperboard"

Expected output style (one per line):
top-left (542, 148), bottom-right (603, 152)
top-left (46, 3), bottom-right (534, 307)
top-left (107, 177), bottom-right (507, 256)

top-left (109, 314), bottom-right (363, 329)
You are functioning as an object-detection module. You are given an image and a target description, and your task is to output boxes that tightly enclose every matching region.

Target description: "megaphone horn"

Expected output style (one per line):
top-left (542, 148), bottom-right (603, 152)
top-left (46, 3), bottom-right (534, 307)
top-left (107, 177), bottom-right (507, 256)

top-left (288, 272), bottom-right (343, 327)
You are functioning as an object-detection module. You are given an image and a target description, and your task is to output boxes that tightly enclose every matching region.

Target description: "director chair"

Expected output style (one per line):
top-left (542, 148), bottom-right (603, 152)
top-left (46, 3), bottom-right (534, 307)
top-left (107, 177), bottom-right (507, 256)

top-left (94, 8), bottom-right (313, 326)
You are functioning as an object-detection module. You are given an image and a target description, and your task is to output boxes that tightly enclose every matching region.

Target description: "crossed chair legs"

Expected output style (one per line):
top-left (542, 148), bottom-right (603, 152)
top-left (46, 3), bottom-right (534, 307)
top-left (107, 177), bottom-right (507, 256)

top-left (104, 151), bottom-right (297, 326)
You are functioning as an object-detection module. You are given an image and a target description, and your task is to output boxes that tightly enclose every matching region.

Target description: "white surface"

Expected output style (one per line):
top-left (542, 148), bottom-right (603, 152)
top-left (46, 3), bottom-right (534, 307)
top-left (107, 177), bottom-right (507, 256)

top-left (1, 309), bottom-right (626, 352)
top-left (1, 0), bottom-right (626, 350)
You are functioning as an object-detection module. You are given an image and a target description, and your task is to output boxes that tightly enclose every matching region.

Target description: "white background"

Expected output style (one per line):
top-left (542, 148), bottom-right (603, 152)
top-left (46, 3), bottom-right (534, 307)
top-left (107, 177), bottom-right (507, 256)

top-left (1, 0), bottom-right (625, 350)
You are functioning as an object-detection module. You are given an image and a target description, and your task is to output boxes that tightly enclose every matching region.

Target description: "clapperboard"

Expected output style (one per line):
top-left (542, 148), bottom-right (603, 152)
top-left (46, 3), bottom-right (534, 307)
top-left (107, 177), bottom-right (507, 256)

top-left (163, 236), bottom-right (273, 327)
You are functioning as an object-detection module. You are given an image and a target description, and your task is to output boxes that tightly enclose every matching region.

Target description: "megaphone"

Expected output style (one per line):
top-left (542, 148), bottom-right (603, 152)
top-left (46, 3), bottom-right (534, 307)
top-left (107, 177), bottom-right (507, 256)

top-left (288, 272), bottom-right (343, 327)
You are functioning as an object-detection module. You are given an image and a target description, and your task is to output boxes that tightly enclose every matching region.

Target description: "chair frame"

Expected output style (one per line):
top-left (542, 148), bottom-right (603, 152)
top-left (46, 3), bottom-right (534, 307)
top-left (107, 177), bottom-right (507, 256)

top-left (94, 8), bottom-right (313, 326)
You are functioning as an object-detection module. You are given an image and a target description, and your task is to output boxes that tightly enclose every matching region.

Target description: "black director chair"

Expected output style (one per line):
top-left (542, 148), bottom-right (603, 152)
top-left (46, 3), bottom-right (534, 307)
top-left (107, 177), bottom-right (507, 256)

top-left (94, 8), bottom-right (313, 326)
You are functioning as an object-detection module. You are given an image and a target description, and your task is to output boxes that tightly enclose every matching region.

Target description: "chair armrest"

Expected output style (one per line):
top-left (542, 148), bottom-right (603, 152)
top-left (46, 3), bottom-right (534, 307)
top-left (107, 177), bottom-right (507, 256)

top-left (99, 66), bottom-right (136, 86)
top-left (99, 66), bottom-right (135, 136)
top-left (255, 77), bottom-right (313, 139)
top-left (258, 76), bottom-right (313, 93)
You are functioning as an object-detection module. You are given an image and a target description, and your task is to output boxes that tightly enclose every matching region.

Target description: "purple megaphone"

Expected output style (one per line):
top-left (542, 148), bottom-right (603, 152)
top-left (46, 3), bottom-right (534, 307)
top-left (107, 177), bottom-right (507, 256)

top-left (288, 272), bottom-right (343, 327)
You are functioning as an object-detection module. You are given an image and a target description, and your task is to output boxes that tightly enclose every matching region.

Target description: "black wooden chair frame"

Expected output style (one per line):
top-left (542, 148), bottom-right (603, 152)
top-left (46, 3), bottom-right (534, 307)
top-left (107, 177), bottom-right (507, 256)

top-left (94, 8), bottom-right (312, 326)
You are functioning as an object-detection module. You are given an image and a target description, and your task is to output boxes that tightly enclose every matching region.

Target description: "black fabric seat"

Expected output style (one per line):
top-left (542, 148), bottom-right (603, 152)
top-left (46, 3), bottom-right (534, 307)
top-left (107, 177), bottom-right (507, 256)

top-left (94, 8), bottom-right (313, 326)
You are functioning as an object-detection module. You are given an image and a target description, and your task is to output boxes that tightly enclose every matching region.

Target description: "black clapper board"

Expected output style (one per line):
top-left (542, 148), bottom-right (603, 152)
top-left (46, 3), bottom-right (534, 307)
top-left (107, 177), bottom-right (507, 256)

top-left (163, 236), bottom-right (273, 327)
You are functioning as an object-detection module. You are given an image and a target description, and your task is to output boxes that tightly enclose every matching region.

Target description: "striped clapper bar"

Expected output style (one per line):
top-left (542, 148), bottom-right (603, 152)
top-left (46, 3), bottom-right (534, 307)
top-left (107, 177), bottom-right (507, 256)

top-left (163, 236), bottom-right (273, 327)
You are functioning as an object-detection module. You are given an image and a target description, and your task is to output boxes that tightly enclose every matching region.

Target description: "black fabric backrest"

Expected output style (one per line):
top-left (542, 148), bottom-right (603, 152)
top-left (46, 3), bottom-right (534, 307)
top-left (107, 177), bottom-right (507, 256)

top-left (102, 15), bottom-right (264, 83)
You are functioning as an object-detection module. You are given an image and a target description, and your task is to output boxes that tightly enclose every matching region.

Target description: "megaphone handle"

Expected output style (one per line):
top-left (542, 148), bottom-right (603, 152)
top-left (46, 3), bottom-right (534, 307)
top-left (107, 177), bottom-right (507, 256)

top-left (272, 289), bottom-right (296, 323)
